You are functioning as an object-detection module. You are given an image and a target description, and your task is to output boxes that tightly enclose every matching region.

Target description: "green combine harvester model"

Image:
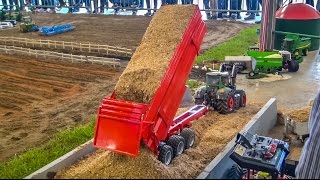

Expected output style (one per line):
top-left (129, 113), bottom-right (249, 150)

top-left (281, 34), bottom-right (311, 63)
top-left (19, 16), bottom-right (39, 33)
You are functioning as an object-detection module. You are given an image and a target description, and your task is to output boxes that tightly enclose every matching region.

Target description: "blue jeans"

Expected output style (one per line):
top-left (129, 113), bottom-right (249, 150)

top-left (2, 0), bottom-right (14, 10)
top-left (146, 0), bottom-right (156, 13)
top-left (248, 0), bottom-right (258, 15)
top-left (306, 0), bottom-right (314, 7)
top-left (31, 0), bottom-right (39, 5)
top-left (182, 0), bottom-right (192, 4)
top-left (217, 0), bottom-right (227, 16)
top-left (162, 0), bottom-right (177, 5)
top-left (230, 0), bottom-right (241, 15)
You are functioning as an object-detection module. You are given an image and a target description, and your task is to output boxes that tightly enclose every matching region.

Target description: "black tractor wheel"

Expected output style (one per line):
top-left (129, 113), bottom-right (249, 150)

top-left (293, 50), bottom-right (301, 60)
top-left (302, 49), bottom-right (308, 56)
top-left (216, 93), bottom-right (235, 114)
top-left (180, 128), bottom-right (195, 149)
top-left (158, 144), bottom-right (173, 166)
top-left (166, 135), bottom-right (185, 157)
top-left (288, 60), bottom-right (299, 72)
top-left (236, 90), bottom-right (246, 107)
top-left (248, 71), bottom-right (255, 77)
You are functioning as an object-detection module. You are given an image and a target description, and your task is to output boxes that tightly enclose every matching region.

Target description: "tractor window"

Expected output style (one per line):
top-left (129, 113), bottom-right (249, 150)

top-left (207, 75), bottom-right (220, 86)
top-left (221, 76), bottom-right (229, 86)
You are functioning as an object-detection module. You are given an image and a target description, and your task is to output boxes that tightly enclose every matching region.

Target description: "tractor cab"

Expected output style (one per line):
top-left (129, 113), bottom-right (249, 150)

top-left (206, 71), bottom-right (230, 89)
top-left (282, 38), bottom-right (294, 52)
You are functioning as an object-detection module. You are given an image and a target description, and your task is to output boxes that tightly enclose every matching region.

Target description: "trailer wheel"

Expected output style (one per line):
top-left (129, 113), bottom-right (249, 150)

top-left (180, 128), bottom-right (195, 149)
top-left (158, 144), bottom-right (173, 166)
top-left (302, 49), bottom-right (308, 56)
top-left (216, 93), bottom-right (235, 114)
top-left (248, 71), bottom-right (255, 77)
top-left (288, 60), bottom-right (299, 72)
top-left (166, 135), bottom-right (185, 157)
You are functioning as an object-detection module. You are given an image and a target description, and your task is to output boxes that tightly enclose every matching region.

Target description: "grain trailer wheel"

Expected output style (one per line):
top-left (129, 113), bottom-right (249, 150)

top-left (158, 144), bottom-right (173, 165)
top-left (166, 135), bottom-right (186, 157)
top-left (180, 128), bottom-right (195, 149)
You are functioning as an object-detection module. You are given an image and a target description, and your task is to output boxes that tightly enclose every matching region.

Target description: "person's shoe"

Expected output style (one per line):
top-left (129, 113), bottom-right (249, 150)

top-left (217, 13), bottom-right (223, 18)
top-left (256, 13), bottom-right (260, 16)
top-left (210, 15), bottom-right (217, 20)
top-left (222, 13), bottom-right (228, 18)
top-left (244, 14), bottom-right (255, 20)
top-left (230, 14), bottom-right (236, 20)
top-left (245, 12), bottom-right (250, 15)
top-left (237, 14), bottom-right (241, 19)
top-left (144, 12), bottom-right (151, 16)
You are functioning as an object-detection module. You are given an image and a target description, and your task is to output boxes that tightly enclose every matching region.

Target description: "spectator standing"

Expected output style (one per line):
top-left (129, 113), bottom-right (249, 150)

top-left (217, 0), bottom-right (228, 18)
top-left (317, 0), bottom-right (320, 12)
top-left (138, 0), bottom-right (143, 8)
top-left (229, 0), bottom-right (241, 19)
top-left (145, 0), bottom-right (157, 16)
top-left (244, 0), bottom-right (257, 20)
top-left (1, 0), bottom-right (14, 10)
top-left (204, 0), bottom-right (217, 19)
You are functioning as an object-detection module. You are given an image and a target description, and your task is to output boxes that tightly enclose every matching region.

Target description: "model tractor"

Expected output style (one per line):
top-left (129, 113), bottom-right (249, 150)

top-left (281, 34), bottom-right (311, 63)
top-left (19, 16), bottom-right (39, 33)
top-left (194, 62), bottom-right (247, 114)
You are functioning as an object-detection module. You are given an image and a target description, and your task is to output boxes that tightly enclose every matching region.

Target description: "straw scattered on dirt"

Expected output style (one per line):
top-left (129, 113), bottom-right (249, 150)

top-left (258, 74), bottom-right (292, 83)
top-left (114, 5), bottom-right (196, 104)
top-left (287, 106), bottom-right (311, 122)
top-left (56, 104), bottom-right (262, 179)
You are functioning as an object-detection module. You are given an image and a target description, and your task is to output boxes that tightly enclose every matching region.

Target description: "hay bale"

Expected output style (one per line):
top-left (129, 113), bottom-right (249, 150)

top-left (114, 5), bottom-right (196, 104)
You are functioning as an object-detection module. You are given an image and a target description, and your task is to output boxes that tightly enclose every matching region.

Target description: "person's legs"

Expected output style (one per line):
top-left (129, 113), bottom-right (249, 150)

top-left (99, 0), bottom-right (105, 13)
top-left (245, 0), bottom-right (250, 15)
top-left (244, 0), bottom-right (256, 20)
top-left (2, 0), bottom-right (8, 10)
top-left (236, 0), bottom-right (241, 19)
top-left (145, 0), bottom-right (150, 15)
top-left (68, 0), bottom-right (73, 12)
top-left (229, 0), bottom-right (237, 17)
top-left (306, 0), bottom-right (314, 7)
top-left (153, 0), bottom-right (156, 12)
top-left (203, 0), bottom-right (210, 19)
top-left (217, 0), bottom-right (223, 18)
top-left (317, 0), bottom-right (320, 12)
top-left (210, 0), bottom-right (217, 19)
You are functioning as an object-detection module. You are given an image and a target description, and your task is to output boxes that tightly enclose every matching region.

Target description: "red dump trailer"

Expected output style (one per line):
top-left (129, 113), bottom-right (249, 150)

top-left (93, 6), bottom-right (208, 165)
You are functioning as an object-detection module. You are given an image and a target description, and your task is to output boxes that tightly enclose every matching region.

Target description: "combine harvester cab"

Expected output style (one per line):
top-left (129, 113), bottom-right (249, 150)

top-left (94, 5), bottom-right (207, 165)
top-left (40, 24), bottom-right (75, 36)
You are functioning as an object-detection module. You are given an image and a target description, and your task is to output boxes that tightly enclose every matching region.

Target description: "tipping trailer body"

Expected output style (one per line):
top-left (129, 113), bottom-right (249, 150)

top-left (93, 6), bottom-right (207, 159)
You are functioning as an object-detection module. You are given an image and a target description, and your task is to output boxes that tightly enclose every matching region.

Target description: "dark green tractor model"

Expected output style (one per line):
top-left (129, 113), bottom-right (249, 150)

top-left (281, 34), bottom-right (311, 63)
top-left (194, 63), bottom-right (246, 114)
top-left (19, 16), bottom-right (39, 33)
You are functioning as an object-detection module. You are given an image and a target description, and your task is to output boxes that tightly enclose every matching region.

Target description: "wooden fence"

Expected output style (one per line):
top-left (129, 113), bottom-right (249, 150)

top-left (0, 45), bottom-right (121, 69)
top-left (0, 37), bottom-right (133, 57)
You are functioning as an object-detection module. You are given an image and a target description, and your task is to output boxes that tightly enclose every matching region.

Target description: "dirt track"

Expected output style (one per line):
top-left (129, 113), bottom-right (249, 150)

top-left (0, 13), bottom-right (249, 52)
top-left (0, 54), bottom-right (120, 161)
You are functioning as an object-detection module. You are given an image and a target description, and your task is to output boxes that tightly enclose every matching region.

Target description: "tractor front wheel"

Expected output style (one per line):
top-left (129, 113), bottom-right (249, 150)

top-left (216, 93), bottom-right (235, 114)
top-left (158, 144), bottom-right (173, 166)
top-left (236, 90), bottom-right (246, 107)
top-left (166, 135), bottom-right (185, 157)
top-left (180, 128), bottom-right (195, 149)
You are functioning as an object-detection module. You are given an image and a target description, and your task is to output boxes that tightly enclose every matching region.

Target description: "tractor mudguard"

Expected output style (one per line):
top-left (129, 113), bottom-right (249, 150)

top-left (216, 87), bottom-right (233, 100)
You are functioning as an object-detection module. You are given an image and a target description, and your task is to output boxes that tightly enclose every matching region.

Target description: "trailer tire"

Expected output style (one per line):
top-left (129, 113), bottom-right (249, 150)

top-left (158, 144), bottom-right (173, 166)
top-left (166, 135), bottom-right (185, 157)
top-left (288, 60), bottom-right (299, 72)
top-left (216, 93), bottom-right (235, 114)
top-left (302, 49), bottom-right (308, 56)
top-left (194, 98), bottom-right (203, 105)
top-left (180, 128), bottom-right (195, 149)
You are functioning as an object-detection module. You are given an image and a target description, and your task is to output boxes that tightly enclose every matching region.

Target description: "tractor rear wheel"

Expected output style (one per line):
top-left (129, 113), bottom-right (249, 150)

top-left (180, 128), bottom-right (195, 149)
top-left (166, 135), bottom-right (185, 157)
top-left (216, 93), bottom-right (235, 114)
top-left (158, 144), bottom-right (173, 166)
top-left (288, 60), bottom-right (299, 72)
top-left (194, 98), bottom-right (203, 105)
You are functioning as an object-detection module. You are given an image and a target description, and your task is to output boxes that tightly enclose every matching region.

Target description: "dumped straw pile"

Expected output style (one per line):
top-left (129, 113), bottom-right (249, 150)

top-left (287, 106), bottom-right (311, 123)
top-left (114, 5), bottom-right (196, 104)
